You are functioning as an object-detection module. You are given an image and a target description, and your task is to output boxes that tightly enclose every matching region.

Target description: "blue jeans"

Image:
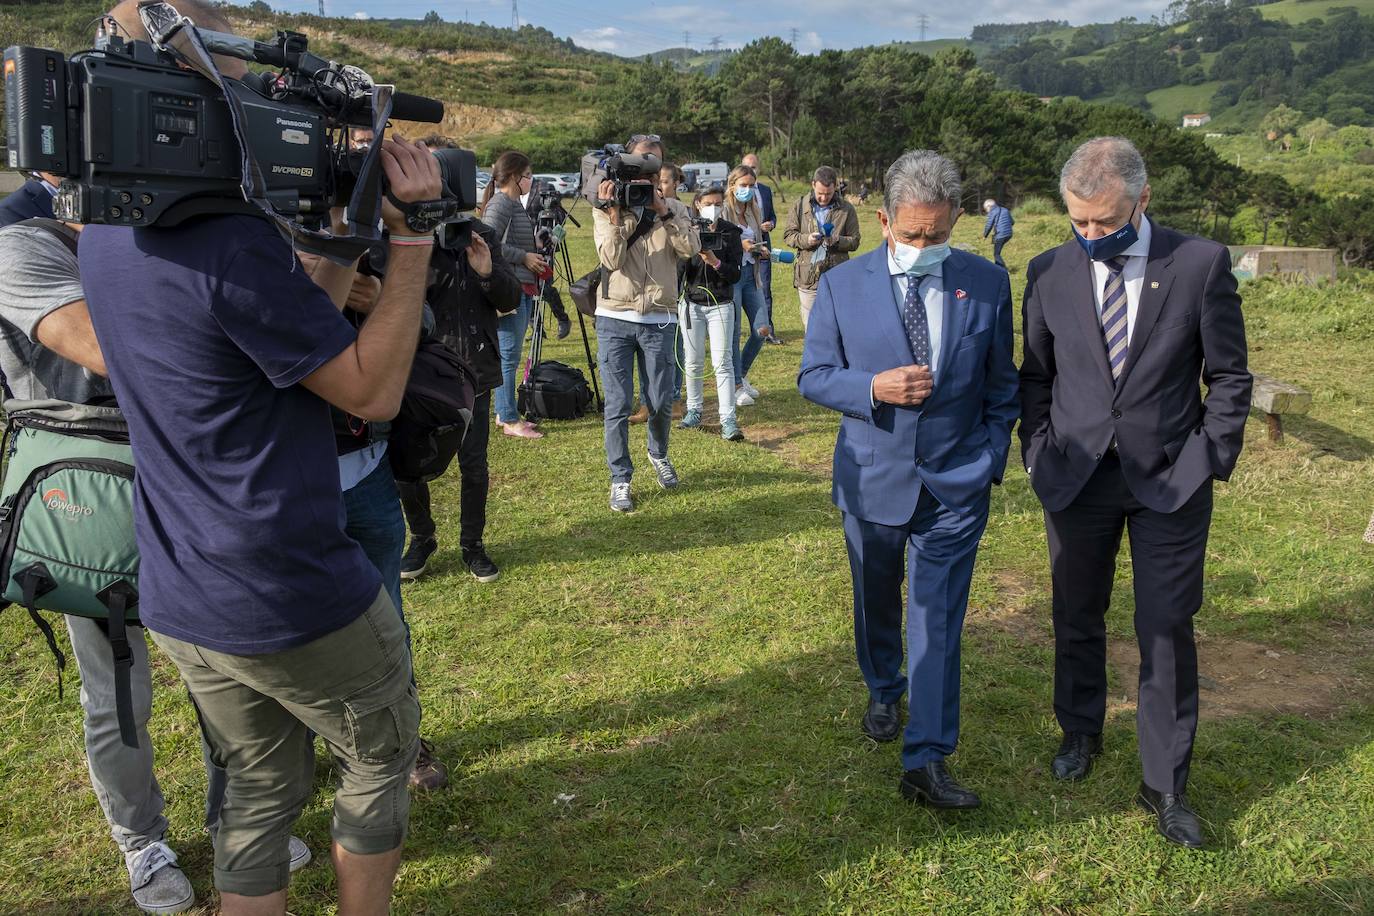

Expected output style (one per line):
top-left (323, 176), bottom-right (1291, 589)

top-left (495, 294), bottom-right (533, 423)
top-left (204, 458), bottom-right (408, 832)
top-left (597, 315), bottom-right (675, 483)
top-left (731, 262), bottom-right (769, 383)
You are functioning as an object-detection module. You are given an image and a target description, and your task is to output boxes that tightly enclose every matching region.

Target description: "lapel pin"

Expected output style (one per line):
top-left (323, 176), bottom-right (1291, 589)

top-left (1150, 281), bottom-right (1160, 289)
top-left (955, 289), bottom-right (967, 300)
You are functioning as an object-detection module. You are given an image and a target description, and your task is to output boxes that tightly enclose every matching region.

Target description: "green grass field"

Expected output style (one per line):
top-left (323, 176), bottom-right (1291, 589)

top-left (1147, 83), bottom-right (1226, 126)
top-left (1259, 0), bottom-right (1374, 24)
top-left (1, 204), bottom-right (1372, 914)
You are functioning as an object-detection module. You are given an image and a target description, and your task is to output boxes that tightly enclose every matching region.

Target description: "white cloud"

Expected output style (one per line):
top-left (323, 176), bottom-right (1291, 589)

top-left (801, 31), bottom-right (823, 52)
top-left (352, 10), bottom-right (369, 19)
top-left (575, 26), bottom-right (626, 53)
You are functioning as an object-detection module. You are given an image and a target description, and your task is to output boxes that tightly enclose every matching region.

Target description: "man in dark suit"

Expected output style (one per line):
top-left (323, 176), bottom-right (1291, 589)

top-left (0, 174), bottom-right (57, 227)
top-left (741, 153), bottom-right (780, 342)
top-left (1020, 136), bottom-right (1252, 848)
top-left (800, 150), bottom-right (1019, 808)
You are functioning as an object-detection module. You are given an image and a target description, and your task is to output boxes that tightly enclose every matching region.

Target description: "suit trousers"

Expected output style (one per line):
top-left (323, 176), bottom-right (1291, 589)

top-left (843, 486), bottom-right (990, 770)
top-left (1045, 451), bottom-right (1213, 794)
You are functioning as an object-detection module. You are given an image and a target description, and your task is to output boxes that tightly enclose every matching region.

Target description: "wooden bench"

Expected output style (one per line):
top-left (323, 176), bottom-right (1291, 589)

top-left (1251, 373), bottom-right (1311, 443)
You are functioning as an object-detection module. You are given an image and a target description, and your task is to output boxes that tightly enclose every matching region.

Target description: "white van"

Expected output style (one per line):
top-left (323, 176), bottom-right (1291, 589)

top-left (680, 161), bottom-right (730, 192)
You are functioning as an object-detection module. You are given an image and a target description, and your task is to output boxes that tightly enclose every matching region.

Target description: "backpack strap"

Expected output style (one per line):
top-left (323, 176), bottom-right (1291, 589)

top-left (17, 217), bottom-right (79, 257)
top-left (14, 563), bottom-right (65, 700)
top-left (97, 580), bottom-right (140, 749)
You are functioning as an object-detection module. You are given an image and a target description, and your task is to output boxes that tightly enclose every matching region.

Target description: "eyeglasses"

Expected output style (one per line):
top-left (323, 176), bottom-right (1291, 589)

top-left (627, 134), bottom-right (662, 145)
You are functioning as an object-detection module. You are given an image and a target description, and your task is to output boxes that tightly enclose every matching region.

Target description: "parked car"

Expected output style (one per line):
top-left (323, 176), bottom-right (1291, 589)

top-left (475, 170), bottom-right (492, 196)
top-left (534, 172), bottom-right (578, 196)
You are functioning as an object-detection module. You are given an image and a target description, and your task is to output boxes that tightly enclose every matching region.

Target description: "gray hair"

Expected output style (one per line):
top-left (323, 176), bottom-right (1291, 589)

top-left (883, 150), bottom-right (962, 216)
top-left (1060, 136), bottom-right (1147, 202)
top-left (813, 165), bottom-right (839, 186)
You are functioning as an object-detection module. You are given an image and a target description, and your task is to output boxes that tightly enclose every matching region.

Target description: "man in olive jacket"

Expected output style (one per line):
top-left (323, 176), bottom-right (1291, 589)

top-left (784, 165), bottom-right (862, 332)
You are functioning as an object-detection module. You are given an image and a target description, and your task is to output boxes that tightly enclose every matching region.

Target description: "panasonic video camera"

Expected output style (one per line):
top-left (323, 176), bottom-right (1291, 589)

top-left (3, 2), bottom-right (476, 238)
top-left (579, 145), bottom-right (660, 211)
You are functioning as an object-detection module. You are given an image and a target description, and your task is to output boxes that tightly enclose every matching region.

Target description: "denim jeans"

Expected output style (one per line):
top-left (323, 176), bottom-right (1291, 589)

top-left (399, 391), bottom-right (492, 549)
top-left (66, 616), bottom-right (167, 854)
top-left (731, 262), bottom-right (769, 383)
top-left (596, 314), bottom-right (675, 483)
top-left (992, 236), bottom-right (1009, 268)
top-left (205, 457), bottom-right (408, 834)
top-left (679, 298), bottom-right (736, 424)
top-left (495, 293), bottom-right (533, 423)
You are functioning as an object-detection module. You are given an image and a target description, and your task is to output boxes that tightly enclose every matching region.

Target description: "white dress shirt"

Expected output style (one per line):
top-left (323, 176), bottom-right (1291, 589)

top-left (1089, 215), bottom-right (1152, 345)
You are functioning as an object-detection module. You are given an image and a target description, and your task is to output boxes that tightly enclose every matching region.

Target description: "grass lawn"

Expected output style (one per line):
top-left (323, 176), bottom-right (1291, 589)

top-left (1, 204), bottom-right (1372, 914)
top-left (1147, 83), bottom-right (1225, 126)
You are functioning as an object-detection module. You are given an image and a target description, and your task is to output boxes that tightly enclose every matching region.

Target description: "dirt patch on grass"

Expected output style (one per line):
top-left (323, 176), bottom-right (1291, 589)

top-left (748, 421), bottom-right (830, 473)
top-left (979, 569), bottom-right (1372, 720)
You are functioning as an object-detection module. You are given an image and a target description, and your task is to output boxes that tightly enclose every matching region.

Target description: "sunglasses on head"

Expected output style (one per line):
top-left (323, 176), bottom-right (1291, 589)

top-left (628, 134), bottom-right (662, 145)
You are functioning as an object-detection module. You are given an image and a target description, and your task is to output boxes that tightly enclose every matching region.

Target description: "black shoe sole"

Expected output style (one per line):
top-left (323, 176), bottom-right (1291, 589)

top-left (399, 564), bottom-right (428, 581)
top-left (1135, 793), bottom-right (1205, 849)
top-left (899, 779), bottom-right (982, 809)
top-left (468, 568), bottom-right (500, 583)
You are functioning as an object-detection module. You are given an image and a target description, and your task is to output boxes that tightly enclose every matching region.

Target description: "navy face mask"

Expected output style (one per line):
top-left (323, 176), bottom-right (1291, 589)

top-left (1072, 203), bottom-right (1139, 261)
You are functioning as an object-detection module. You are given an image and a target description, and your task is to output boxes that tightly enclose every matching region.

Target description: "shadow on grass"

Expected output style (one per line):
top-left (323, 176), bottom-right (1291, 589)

top-left (1283, 414), bottom-right (1374, 461)
top-left (372, 632), bottom-right (1374, 913)
top-left (1197, 875), bottom-right (1374, 914)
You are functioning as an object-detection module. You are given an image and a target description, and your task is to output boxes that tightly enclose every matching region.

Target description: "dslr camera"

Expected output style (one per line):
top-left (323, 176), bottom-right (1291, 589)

top-left (579, 144), bottom-right (660, 210)
top-left (3, 1), bottom-right (476, 252)
top-left (691, 216), bottom-right (722, 252)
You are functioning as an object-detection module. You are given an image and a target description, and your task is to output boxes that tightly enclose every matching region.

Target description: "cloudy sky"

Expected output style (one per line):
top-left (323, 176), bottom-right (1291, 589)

top-left (270, 0), bottom-right (1172, 56)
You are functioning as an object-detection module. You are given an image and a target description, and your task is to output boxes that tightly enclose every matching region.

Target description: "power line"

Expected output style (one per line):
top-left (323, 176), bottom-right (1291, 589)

top-left (917, 12), bottom-right (928, 42)
top-left (709, 35), bottom-right (722, 53)
top-left (683, 30), bottom-right (690, 50)
top-left (317, 0), bottom-right (325, 16)
top-left (789, 27), bottom-right (798, 47)
top-left (511, 0), bottom-right (519, 30)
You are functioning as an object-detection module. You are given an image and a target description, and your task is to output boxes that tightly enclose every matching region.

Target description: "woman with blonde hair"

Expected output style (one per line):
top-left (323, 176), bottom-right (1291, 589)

top-left (724, 164), bottom-right (772, 407)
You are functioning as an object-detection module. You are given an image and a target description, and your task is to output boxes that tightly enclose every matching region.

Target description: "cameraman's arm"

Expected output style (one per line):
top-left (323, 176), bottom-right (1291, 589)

top-left (472, 228), bottom-right (522, 314)
top-left (300, 139), bottom-right (441, 421)
top-left (665, 200), bottom-right (700, 260)
top-left (593, 205), bottom-right (633, 271)
top-left (0, 226), bottom-right (106, 376)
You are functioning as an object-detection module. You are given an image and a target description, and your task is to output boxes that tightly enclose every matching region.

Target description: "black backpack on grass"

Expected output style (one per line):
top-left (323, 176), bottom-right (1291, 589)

top-left (518, 360), bottom-right (593, 421)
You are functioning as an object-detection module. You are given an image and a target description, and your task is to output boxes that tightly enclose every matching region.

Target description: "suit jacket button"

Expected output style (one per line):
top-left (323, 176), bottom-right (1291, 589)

top-left (1094, 452), bottom-right (1103, 461)
top-left (1111, 409), bottom-right (1122, 419)
top-left (915, 458), bottom-right (925, 467)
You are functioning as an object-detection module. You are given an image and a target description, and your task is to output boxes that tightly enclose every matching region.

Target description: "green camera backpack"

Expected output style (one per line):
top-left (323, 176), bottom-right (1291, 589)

top-left (0, 399), bottom-right (142, 747)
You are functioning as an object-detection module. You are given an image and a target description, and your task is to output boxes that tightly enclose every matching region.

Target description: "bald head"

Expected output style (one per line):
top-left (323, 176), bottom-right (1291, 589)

top-left (108, 0), bottom-right (249, 78)
top-left (741, 153), bottom-right (761, 171)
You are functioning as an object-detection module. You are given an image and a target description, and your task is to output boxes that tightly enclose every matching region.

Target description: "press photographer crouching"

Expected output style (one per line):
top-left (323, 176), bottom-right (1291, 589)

top-left (589, 134), bottom-right (701, 513)
top-left (678, 184), bottom-right (746, 441)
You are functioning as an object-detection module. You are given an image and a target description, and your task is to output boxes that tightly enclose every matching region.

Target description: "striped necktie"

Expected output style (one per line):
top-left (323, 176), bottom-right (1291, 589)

top-left (1100, 256), bottom-right (1129, 381)
top-left (901, 274), bottom-right (931, 366)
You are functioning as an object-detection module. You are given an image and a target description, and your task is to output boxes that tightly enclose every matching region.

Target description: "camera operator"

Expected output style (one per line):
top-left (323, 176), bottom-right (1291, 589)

top-left (520, 175), bottom-right (572, 340)
top-left (481, 150), bottom-right (546, 440)
top-left (678, 184), bottom-right (745, 442)
top-left (591, 133), bottom-right (700, 513)
top-left (397, 138), bottom-right (523, 585)
top-left (80, 86), bottom-right (436, 916)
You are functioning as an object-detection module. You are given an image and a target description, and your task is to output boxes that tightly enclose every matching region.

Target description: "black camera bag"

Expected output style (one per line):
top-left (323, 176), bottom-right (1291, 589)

top-left (389, 338), bottom-right (478, 483)
top-left (518, 360), bottom-right (593, 421)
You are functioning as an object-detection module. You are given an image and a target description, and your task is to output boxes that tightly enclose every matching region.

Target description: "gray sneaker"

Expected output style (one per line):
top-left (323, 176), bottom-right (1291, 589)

top-left (288, 835), bottom-right (312, 872)
top-left (125, 842), bottom-right (194, 914)
top-left (610, 482), bottom-right (634, 512)
top-left (646, 451), bottom-right (680, 489)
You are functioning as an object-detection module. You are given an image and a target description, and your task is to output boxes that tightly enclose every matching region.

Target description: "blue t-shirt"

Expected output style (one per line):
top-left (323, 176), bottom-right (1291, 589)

top-left (80, 214), bottom-right (381, 654)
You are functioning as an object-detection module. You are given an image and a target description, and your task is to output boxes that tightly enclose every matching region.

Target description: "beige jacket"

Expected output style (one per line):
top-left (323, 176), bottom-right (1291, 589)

top-left (782, 193), bottom-right (861, 290)
top-left (592, 197), bottom-right (700, 315)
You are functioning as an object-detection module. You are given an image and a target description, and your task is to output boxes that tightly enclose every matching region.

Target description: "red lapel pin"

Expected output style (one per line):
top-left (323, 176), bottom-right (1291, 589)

top-left (955, 289), bottom-right (968, 300)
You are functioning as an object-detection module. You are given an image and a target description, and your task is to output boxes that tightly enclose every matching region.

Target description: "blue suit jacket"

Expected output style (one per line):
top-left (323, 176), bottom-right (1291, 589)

top-left (757, 182), bottom-right (776, 244)
top-left (0, 180), bottom-right (55, 227)
top-left (798, 246), bottom-right (1020, 525)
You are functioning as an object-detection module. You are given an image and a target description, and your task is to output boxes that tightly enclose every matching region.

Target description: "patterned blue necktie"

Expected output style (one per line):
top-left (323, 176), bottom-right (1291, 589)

top-left (901, 274), bottom-right (931, 366)
top-left (1100, 256), bottom-right (1129, 381)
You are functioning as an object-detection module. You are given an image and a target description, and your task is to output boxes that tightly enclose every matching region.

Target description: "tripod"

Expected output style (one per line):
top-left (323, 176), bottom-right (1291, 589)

top-left (523, 202), bottom-right (604, 412)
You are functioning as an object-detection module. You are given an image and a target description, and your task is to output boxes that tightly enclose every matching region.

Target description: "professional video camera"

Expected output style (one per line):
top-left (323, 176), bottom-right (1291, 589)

top-left (578, 144), bottom-right (661, 211)
top-left (3, 1), bottom-right (475, 258)
top-left (690, 216), bottom-right (723, 252)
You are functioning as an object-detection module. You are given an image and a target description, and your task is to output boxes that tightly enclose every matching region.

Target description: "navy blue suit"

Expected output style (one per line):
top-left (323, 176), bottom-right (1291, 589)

top-left (0, 180), bottom-right (55, 227)
top-left (755, 182), bottom-right (777, 323)
top-left (799, 245), bottom-right (1018, 768)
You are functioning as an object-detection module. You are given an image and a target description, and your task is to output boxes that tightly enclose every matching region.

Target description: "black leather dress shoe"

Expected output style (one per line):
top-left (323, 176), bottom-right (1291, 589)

top-left (900, 760), bottom-right (981, 809)
top-left (1137, 783), bottom-right (1205, 849)
top-left (862, 699), bottom-right (901, 742)
top-left (1052, 732), bottom-right (1103, 781)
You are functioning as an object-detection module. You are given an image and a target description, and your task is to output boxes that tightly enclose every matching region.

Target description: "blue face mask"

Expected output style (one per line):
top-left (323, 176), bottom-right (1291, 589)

top-left (892, 240), bottom-right (951, 277)
top-left (1073, 204), bottom-right (1140, 261)
top-left (734, 186), bottom-right (755, 204)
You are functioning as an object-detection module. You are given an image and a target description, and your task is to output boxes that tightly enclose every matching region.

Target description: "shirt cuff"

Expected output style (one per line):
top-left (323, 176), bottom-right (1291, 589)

top-left (870, 375), bottom-right (880, 410)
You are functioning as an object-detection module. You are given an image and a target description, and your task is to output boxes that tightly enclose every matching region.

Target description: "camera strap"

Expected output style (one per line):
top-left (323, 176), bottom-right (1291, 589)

top-left (139, 2), bottom-right (387, 264)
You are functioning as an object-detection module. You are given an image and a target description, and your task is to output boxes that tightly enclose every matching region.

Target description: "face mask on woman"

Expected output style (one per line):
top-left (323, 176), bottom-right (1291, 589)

top-left (699, 204), bottom-right (721, 222)
top-left (734, 186), bottom-right (755, 204)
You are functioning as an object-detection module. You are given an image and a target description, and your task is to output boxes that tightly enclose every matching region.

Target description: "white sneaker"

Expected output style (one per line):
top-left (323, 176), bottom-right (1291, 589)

top-left (735, 387), bottom-right (755, 407)
top-left (288, 835), bottom-right (313, 872)
top-left (741, 377), bottom-right (760, 399)
top-left (126, 842), bottom-right (194, 914)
